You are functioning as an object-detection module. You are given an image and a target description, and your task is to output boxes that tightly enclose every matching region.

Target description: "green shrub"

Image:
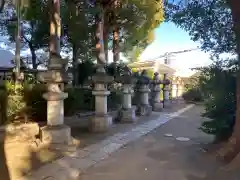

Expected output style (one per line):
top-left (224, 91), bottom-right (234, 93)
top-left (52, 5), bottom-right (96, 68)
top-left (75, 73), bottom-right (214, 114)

top-left (65, 88), bottom-right (94, 115)
top-left (77, 61), bottom-right (96, 85)
top-left (0, 79), bottom-right (123, 125)
top-left (108, 90), bottom-right (122, 110)
top-left (23, 83), bottom-right (47, 122)
top-left (197, 60), bottom-right (236, 141)
top-left (182, 88), bottom-right (203, 102)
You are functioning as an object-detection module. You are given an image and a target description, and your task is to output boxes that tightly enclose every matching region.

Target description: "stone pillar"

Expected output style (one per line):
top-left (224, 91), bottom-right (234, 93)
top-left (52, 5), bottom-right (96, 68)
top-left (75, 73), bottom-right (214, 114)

top-left (136, 70), bottom-right (152, 116)
top-left (151, 72), bottom-right (163, 111)
top-left (116, 68), bottom-right (136, 123)
top-left (177, 83), bottom-right (184, 98)
top-left (171, 83), bottom-right (178, 99)
top-left (90, 71), bottom-right (113, 132)
top-left (162, 73), bottom-right (171, 108)
top-left (38, 55), bottom-right (71, 145)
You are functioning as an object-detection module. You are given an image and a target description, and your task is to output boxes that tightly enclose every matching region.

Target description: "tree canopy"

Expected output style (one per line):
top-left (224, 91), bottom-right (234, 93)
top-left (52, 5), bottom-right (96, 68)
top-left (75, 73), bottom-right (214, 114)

top-left (165, 0), bottom-right (236, 55)
top-left (0, 0), bottom-right (164, 65)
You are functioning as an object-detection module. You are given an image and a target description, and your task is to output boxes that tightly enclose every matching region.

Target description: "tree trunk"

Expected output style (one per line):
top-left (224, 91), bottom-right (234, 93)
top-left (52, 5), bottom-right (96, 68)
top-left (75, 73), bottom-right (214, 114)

top-left (217, 0), bottom-right (240, 161)
top-left (49, 0), bottom-right (61, 57)
top-left (29, 43), bottom-right (37, 69)
top-left (113, 26), bottom-right (120, 63)
top-left (95, 5), bottom-right (106, 69)
top-left (72, 42), bottom-right (79, 86)
top-left (104, 12), bottom-right (109, 63)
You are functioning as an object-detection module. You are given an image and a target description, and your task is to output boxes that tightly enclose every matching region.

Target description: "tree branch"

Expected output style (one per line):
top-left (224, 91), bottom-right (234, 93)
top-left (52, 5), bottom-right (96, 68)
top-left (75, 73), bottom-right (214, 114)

top-left (22, 34), bottom-right (31, 44)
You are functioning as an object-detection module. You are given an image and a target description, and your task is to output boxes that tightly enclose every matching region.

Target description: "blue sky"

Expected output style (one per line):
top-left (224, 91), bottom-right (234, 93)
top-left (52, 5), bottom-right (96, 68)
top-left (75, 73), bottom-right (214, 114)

top-left (140, 22), bottom-right (211, 76)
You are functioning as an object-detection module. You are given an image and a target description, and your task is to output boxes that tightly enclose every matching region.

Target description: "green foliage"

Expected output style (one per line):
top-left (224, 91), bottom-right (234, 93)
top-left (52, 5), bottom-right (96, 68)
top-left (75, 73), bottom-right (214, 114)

top-left (23, 83), bottom-right (47, 122)
top-left (122, 0), bottom-right (164, 58)
top-left (165, 0), bottom-right (236, 55)
top-left (64, 88), bottom-right (94, 116)
top-left (182, 88), bottom-right (203, 102)
top-left (0, 79), bottom-right (123, 125)
top-left (182, 74), bottom-right (203, 102)
top-left (4, 0), bottom-right (49, 69)
top-left (0, 81), bottom-right (26, 124)
top-left (196, 60), bottom-right (237, 141)
top-left (62, 0), bottom-right (95, 63)
top-left (77, 61), bottom-right (96, 85)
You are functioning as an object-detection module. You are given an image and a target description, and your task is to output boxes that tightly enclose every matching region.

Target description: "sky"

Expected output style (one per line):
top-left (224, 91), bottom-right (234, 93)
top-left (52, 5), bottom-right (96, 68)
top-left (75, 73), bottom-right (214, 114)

top-left (139, 22), bottom-right (212, 76)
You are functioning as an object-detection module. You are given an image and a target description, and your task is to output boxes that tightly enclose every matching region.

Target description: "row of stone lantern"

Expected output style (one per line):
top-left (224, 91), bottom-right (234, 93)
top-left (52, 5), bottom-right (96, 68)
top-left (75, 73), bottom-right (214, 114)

top-left (36, 0), bottom-right (174, 147)
top-left (117, 70), bottom-right (171, 123)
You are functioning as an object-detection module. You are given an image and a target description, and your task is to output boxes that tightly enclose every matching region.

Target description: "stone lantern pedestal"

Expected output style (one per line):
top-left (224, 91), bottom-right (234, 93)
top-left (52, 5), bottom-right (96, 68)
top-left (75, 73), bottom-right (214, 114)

top-left (38, 55), bottom-right (72, 145)
top-left (151, 72), bottom-right (163, 111)
top-left (162, 74), bottom-right (171, 108)
top-left (89, 68), bottom-right (114, 132)
top-left (171, 83), bottom-right (178, 99)
top-left (116, 71), bottom-right (136, 123)
top-left (136, 71), bottom-right (152, 116)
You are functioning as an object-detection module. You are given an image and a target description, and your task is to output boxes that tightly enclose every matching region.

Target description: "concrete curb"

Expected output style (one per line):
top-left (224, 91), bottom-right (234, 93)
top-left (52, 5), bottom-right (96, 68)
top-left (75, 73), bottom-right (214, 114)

top-left (21, 104), bottom-right (195, 180)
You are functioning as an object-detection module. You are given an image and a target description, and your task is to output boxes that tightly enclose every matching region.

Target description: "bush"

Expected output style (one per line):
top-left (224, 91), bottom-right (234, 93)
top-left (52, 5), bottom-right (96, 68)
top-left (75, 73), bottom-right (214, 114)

top-left (182, 88), bottom-right (203, 102)
top-left (23, 83), bottom-right (47, 122)
top-left (108, 90), bottom-right (122, 110)
top-left (0, 79), bottom-right (123, 125)
top-left (65, 88), bottom-right (94, 115)
top-left (197, 60), bottom-right (236, 142)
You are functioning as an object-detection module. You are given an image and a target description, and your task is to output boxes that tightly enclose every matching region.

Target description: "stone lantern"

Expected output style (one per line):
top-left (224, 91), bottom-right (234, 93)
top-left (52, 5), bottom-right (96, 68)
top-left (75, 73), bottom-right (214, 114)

top-left (162, 73), bottom-right (171, 108)
top-left (151, 72), bottom-right (163, 111)
top-left (136, 70), bottom-right (152, 116)
top-left (89, 67), bottom-right (114, 132)
top-left (171, 76), bottom-right (178, 99)
top-left (38, 54), bottom-right (71, 145)
top-left (116, 66), bottom-right (136, 123)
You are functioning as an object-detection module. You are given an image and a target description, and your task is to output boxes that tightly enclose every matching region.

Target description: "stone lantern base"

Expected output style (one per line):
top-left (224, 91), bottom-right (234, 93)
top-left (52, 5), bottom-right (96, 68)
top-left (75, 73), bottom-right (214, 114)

top-left (136, 104), bottom-right (152, 116)
top-left (163, 100), bottom-right (171, 108)
top-left (89, 114), bottom-right (112, 133)
top-left (152, 102), bottom-right (163, 112)
top-left (121, 106), bottom-right (137, 123)
top-left (40, 124), bottom-right (71, 145)
top-left (40, 92), bottom-right (72, 145)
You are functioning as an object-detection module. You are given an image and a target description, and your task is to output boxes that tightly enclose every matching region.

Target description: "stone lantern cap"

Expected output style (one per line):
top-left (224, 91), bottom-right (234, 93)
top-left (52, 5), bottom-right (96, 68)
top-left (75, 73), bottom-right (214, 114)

top-left (90, 71), bottom-right (114, 84)
top-left (162, 74), bottom-right (171, 85)
top-left (37, 54), bottom-right (69, 83)
top-left (48, 54), bottom-right (68, 70)
top-left (38, 70), bottom-right (69, 83)
top-left (137, 70), bottom-right (151, 85)
top-left (151, 72), bottom-right (162, 85)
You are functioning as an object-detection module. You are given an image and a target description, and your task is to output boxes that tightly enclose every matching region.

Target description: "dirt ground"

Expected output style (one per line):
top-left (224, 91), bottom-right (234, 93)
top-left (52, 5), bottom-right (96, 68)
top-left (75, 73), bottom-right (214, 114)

top-left (0, 103), bottom-right (186, 180)
top-left (79, 106), bottom-right (240, 180)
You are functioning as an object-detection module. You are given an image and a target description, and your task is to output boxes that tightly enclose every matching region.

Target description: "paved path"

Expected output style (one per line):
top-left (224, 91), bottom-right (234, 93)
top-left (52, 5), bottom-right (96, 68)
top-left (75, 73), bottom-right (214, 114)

top-left (20, 104), bottom-right (193, 180)
top-left (79, 105), bottom-right (222, 180)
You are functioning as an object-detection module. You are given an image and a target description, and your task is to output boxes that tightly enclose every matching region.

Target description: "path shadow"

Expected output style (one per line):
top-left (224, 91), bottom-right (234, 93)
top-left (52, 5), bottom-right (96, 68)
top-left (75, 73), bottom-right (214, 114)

top-left (0, 127), bottom-right (66, 180)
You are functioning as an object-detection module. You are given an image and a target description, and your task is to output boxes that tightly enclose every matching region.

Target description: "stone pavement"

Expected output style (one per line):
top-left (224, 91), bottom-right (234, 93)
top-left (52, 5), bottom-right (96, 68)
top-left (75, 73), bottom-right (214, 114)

top-left (79, 105), bottom-right (223, 180)
top-left (20, 104), bottom-right (194, 180)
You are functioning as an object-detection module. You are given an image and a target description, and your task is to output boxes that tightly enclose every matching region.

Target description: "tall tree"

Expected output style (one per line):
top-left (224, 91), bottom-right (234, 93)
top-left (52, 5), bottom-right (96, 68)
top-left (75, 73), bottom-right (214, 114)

top-left (3, 0), bottom-right (49, 69)
top-left (62, 0), bottom-right (96, 85)
top-left (121, 0), bottom-right (164, 59)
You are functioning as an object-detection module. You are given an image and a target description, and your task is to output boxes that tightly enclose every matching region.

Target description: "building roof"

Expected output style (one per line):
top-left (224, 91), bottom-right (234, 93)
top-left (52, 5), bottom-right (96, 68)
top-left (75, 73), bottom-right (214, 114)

top-left (0, 49), bottom-right (14, 68)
